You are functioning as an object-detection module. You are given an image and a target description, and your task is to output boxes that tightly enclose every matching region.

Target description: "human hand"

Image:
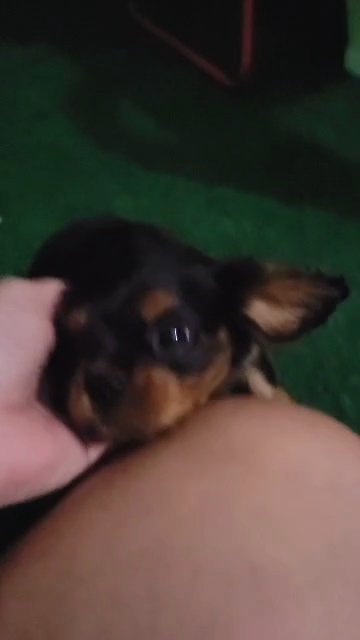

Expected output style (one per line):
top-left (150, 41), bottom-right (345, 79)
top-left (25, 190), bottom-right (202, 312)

top-left (0, 278), bottom-right (106, 507)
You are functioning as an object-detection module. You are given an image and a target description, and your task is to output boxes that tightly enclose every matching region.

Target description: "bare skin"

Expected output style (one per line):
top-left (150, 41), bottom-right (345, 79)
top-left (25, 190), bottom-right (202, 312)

top-left (0, 278), bottom-right (105, 506)
top-left (1, 397), bottom-right (360, 640)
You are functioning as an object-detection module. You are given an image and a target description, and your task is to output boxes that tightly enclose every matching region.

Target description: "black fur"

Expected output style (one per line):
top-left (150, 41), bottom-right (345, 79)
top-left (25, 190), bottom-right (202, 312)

top-left (29, 215), bottom-right (348, 443)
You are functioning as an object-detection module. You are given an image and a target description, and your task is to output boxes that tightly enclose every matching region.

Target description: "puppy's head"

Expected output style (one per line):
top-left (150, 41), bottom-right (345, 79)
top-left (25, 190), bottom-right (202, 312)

top-left (59, 260), bottom-right (348, 444)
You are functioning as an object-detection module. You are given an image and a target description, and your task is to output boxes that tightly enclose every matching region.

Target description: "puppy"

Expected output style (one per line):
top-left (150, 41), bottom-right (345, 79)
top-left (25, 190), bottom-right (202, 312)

top-left (29, 216), bottom-right (348, 446)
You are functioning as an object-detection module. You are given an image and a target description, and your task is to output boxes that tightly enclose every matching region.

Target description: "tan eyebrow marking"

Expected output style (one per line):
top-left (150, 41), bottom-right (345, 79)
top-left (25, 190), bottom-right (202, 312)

top-left (139, 289), bottom-right (178, 323)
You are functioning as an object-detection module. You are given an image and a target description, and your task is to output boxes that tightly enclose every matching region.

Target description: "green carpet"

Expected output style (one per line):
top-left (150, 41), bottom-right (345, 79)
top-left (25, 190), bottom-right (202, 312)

top-left (0, 41), bottom-right (359, 430)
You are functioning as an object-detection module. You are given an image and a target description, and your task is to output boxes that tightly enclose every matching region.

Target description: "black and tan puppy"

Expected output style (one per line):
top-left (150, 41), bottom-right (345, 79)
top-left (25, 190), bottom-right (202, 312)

top-left (29, 216), bottom-right (348, 446)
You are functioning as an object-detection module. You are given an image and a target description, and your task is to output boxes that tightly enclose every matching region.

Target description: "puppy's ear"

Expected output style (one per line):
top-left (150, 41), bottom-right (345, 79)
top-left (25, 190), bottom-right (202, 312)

top-left (217, 260), bottom-right (349, 342)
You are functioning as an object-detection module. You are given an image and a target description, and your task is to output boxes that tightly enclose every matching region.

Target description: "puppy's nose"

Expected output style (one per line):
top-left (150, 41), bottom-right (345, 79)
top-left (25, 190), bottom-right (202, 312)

top-left (84, 363), bottom-right (126, 411)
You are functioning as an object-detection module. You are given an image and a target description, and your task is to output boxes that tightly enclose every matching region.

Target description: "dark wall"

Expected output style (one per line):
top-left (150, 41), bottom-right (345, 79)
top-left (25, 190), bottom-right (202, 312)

top-left (1, 1), bottom-right (346, 80)
top-left (0, 1), bottom-right (135, 48)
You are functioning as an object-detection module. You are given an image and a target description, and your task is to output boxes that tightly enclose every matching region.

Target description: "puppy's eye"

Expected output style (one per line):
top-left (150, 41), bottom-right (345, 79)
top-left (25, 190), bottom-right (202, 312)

top-left (158, 325), bottom-right (193, 349)
top-left (149, 314), bottom-right (199, 358)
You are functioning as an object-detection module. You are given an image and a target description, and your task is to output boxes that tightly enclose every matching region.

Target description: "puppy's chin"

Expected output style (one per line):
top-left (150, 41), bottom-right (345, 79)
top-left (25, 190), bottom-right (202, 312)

top-left (67, 399), bottom-right (183, 447)
top-left (68, 361), bottom-right (232, 446)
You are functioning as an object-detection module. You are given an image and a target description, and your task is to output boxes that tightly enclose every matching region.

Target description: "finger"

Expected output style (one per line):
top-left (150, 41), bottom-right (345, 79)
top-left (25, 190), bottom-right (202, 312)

top-left (84, 443), bottom-right (109, 467)
top-left (0, 404), bottom-right (108, 506)
top-left (0, 279), bottom-right (66, 404)
top-left (31, 405), bottom-right (108, 490)
top-left (28, 278), bottom-right (66, 318)
top-left (0, 277), bottom-right (65, 319)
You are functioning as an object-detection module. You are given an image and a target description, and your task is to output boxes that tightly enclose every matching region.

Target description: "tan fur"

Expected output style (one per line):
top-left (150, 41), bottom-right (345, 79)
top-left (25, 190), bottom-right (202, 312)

top-left (244, 268), bottom-right (332, 337)
top-left (68, 371), bottom-right (105, 439)
top-left (68, 330), bottom-right (232, 443)
top-left (110, 329), bottom-right (232, 441)
top-left (67, 326), bottom-right (291, 444)
top-left (133, 332), bottom-right (231, 431)
top-left (244, 366), bottom-right (276, 399)
top-left (244, 299), bottom-right (300, 336)
top-left (226, 343), bottom-right (278, 401)
top-left (224, 342), bottom-right (292, 402)
top-left (139, 289), bottom-right (178, 323)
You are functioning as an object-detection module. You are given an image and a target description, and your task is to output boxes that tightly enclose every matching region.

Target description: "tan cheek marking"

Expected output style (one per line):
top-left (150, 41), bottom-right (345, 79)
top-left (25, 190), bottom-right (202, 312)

top-left (114, 334), bottom-right (231, 438)
top-left (129, 330), bottom-right (232, 434)
top-left (131, 366), bottom-right (192, 432)
top-left (68, 371), bottom-right (102, 435)
top-left (70, 330), bottom-right (232, 443)
top-left (139, 289), bottom-right (178, 323)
